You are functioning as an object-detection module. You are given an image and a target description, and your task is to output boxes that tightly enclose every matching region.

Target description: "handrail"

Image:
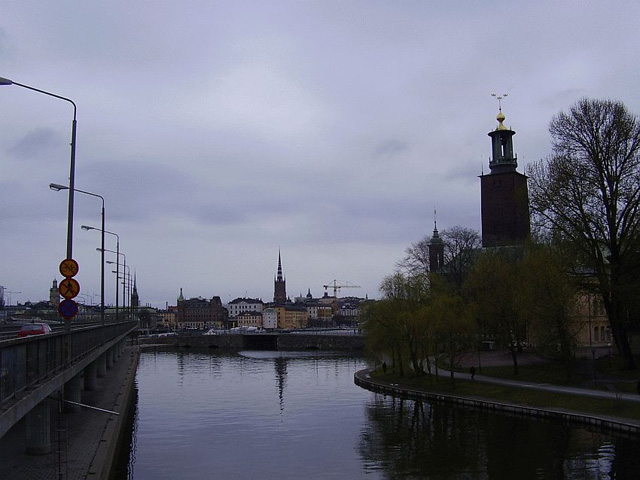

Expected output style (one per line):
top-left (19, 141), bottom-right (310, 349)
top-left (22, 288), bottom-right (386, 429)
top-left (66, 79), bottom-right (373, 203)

top-left (0, 322), bottom-right (137, 406)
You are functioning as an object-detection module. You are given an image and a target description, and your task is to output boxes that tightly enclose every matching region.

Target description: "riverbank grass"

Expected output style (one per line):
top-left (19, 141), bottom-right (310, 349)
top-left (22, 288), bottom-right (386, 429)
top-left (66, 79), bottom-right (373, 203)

top-left (370, 369), bottom-right (640, 422)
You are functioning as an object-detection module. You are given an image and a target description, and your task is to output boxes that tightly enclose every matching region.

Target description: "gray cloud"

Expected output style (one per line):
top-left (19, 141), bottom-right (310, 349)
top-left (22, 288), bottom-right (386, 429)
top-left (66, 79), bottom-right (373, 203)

top-left (2, 1), bottom-right (640, 306)
top-left (8, 128), bottom-right (58, 159)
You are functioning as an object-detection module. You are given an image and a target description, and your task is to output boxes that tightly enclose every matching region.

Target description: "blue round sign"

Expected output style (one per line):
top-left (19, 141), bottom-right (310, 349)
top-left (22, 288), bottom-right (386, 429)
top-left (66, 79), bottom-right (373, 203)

top-left (58, 299), bottom-right (79, 320)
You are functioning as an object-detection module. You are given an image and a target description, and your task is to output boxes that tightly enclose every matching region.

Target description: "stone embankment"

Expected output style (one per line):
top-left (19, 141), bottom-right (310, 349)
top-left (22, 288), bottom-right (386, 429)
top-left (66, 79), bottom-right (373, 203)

top-left (354, 368), bottom-right (640, 436)
top-left (138, 332), bottom-right (365, 351)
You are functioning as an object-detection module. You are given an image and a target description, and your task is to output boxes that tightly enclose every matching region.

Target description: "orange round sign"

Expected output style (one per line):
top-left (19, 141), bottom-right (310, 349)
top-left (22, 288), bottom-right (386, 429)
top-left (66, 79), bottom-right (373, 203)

top-left (59, 277), bottom-right (80, 300)
top-left (59, 258), bottom-right (79, 278)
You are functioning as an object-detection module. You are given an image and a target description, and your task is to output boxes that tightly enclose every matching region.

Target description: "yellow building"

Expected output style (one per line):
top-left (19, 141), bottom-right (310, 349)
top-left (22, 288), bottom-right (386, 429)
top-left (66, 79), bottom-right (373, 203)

top-left (276, 305), bottom-right (309, 330)
top-left (573, 291), bottom-right (611, 348)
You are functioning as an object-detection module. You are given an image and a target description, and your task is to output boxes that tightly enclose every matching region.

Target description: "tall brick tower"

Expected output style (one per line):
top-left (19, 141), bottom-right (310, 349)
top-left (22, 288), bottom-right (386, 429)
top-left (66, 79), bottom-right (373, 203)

top-left (273, 251), bottom-right (287, 304)
top-left (480, 104), bottom-right (530, 247)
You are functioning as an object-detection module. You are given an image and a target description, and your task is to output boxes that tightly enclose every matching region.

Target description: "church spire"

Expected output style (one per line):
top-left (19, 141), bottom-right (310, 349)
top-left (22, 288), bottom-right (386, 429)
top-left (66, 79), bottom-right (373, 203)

top-left (274, 250), bottom-right (287, 304)
top-left (428, 209), bottom-right (444, 272)
top-left (277, 249), bottom-right (284, 282)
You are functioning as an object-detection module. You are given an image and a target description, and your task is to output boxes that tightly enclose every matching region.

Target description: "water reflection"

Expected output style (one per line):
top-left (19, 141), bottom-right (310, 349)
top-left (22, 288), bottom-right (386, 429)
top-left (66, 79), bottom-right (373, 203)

top-left (359, 393), bottom-right (640, 479)
top-left (120, 350), bottom-right (639, 479)
top-left (275, 356), bottom-right (287, 412)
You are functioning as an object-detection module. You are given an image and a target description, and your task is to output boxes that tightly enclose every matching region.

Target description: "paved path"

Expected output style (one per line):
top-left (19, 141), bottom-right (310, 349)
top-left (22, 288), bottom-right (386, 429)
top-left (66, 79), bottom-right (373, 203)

top-left (452, 368), bottom-right (640, 403)
top-left (454, 350), bottom-right (640, 403)
top-left (0, 343), bottom-right (138, 480)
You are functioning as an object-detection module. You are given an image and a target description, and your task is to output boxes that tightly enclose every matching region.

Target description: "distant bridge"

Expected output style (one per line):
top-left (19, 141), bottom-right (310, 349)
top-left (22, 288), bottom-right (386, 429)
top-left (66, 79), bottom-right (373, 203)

top-left (138, 330), bottom-right (365, 351)
top-left (0, 322), bottom-right (137, 454)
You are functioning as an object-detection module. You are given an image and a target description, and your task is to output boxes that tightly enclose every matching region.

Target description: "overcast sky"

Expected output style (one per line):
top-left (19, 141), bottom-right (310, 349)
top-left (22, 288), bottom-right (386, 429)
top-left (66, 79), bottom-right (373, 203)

top-left (2, 1), bottom-right (639, 309)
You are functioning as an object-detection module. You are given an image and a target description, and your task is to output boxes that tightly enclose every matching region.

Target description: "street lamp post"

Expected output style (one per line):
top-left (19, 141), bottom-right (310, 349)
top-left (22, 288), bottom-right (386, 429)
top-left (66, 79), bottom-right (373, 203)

top-left (83, 226), bottom-right (119, 322)
top-left (107, 256), bottom-right (128, 320)
top-left (0, 77), bottom-right (77, 261)
top-left (52, 184), bottom-right (105, 325)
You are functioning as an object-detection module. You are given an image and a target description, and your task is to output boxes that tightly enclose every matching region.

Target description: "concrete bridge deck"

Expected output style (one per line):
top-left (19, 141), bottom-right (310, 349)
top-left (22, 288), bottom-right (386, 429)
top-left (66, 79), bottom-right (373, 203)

top-left (0, 341), bottom-right (138, 479)
top-left (0, 322), bottom-right (138, 479)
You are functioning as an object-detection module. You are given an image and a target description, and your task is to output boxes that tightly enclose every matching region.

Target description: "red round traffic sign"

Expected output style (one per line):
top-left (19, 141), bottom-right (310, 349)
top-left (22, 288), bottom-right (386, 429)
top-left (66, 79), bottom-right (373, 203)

top-left (59, 258), bottom-right (79, 278)
top-left (59, 278), bottom-right (80, 300)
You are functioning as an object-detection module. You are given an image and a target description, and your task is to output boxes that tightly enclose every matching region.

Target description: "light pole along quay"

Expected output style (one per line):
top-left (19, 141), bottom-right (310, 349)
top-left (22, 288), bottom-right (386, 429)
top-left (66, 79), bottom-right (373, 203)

top-left (83, 226), bottom-right (120, 322)
top-left (51, 184), bottom-right (106, 325)
top-left (107, 257), bottom-right (129, 320)
top-left (0, 77), bottom-right (77, 260)
top-left (1, 76), bottom-right (78, 331)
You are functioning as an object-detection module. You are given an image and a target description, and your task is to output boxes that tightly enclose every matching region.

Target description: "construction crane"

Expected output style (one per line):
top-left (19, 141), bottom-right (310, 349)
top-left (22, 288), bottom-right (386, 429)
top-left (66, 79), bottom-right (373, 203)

top-left (322, 280), bottom-right (360, 313)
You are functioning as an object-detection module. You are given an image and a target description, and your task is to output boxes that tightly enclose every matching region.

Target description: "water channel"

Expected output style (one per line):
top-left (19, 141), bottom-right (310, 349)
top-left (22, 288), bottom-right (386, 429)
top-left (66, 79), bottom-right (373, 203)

top-left (120, 349), bottom-right (640, 479)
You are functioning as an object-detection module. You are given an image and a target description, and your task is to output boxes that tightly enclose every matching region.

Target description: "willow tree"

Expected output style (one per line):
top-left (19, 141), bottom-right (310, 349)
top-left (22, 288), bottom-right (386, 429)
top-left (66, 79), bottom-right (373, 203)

top-left (516, 246), bottom-right (578, 373)
top-left (529, 98), bottom-right (640, 369)
top-left (361, 299), bottom-right (406, 375)
top-left (465, 250), bottom-right (524, 375)
top-left (365, 273), bottom-right (432, 377)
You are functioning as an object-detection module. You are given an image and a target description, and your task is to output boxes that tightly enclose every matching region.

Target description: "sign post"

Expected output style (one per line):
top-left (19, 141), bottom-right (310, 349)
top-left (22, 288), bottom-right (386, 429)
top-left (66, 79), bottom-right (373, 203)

top-left (58, 259), bottom-right (80, 321)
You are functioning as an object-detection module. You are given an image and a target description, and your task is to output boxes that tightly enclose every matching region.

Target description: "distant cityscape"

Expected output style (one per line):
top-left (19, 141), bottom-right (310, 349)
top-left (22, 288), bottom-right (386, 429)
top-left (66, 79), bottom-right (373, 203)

top-left (0, 252), bottom-right (370, 333)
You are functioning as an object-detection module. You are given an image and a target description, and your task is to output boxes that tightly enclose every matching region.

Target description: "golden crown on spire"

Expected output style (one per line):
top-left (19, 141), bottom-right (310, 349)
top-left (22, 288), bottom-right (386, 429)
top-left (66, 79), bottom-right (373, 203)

top-left (491, 93), bottom-right (508, 130)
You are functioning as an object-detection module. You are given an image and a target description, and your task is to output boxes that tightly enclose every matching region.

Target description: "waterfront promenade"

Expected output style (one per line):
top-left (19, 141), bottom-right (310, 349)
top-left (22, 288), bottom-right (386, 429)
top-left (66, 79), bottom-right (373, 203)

top-left (0, 341), bottom-right (138, 480)
top-left (355, 351), bottom-right (640, 435)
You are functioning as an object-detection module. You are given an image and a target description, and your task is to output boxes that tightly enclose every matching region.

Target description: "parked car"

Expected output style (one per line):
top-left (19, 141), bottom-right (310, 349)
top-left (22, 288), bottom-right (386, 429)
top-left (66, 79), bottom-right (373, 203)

top-left (18, 323), bottom-right (52, 337)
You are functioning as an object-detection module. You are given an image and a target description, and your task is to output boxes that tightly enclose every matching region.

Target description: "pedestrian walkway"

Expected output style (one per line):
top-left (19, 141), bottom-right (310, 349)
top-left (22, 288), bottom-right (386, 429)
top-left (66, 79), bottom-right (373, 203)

top-left (454, 350), bottom-right (640, 403)
top-left (355, 353), bottom-right (640, 434)
top-left (0, 342), bottom-right (138, 480)
top-left (453, 368), bottom-right (640, 403)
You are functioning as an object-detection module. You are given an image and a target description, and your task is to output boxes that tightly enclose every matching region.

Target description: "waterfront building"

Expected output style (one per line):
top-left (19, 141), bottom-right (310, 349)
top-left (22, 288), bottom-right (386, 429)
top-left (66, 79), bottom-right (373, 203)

top-left (176, 290), bottom-right (229, 330)
top-left (263, 307), bottom-right (278, 330)
top-left (276, 304), bottom-right (308, 329)
top-left (228, 297), bottom-right (264, 318)
top-left (157, 306), bottom-right (177, 330)
top-left (574, 291), bottom-right (612, 350)
top-left (236, 311), bottom-right (263, 329)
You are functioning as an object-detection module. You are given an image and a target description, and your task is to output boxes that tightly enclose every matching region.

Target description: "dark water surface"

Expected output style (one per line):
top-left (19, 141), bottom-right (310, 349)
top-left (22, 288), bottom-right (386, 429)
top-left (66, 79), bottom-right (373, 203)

top-left (123, 350), bottom-right (640, 479)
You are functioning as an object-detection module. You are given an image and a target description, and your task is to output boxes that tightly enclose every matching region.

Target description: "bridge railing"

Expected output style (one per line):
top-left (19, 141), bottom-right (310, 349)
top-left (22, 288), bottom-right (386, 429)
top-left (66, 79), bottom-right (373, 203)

top-left (0, 321), bottom-right (137, 406)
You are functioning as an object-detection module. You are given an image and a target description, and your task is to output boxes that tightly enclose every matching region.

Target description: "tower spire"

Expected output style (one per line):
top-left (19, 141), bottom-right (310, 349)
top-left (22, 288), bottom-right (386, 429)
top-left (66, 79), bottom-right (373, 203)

top-left (274, 250), bottom-right (287, 304)
top-left (480, 97), bottom-right (530, 247)
top-left (487, 93), bottom-right (517, 173)
top-left (277, 249), bottom-right (283, 282)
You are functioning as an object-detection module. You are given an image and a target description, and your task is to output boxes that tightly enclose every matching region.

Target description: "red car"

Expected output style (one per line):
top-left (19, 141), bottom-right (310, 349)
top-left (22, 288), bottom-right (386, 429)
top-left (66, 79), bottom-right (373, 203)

top-left (18, 323), bottom-right (52, 337)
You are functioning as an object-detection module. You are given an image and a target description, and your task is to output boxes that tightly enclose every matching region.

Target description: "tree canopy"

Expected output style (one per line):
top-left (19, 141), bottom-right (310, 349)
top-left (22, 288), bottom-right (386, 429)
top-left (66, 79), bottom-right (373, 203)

top-left (529, 98), bottom-right (640, 369)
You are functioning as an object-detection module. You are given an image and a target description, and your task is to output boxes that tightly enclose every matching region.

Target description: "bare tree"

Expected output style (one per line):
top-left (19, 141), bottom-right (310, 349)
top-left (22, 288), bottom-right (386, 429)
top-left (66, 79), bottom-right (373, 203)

top-left (529, 98), bottom-right (640, 369)
top-left (440, 227), bottom-right (482, 290)
top-left (397, 226), bottom-right (480, 290)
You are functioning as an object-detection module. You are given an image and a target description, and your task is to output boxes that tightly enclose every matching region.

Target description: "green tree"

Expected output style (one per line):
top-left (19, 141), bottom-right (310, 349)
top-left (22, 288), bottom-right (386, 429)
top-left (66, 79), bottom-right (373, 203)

top-left (361, 299), bottom-right (406, 376)
top-left (429, 292), bottom-right (475, 384)
top-left (465, 250), bottom-right (524, 375)
top-left (379, 273), bottom-right (432, 377)
top-left (516, 246), bottom-right (579, 373)
top-left (529, 98), bottom-right (640, 369)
